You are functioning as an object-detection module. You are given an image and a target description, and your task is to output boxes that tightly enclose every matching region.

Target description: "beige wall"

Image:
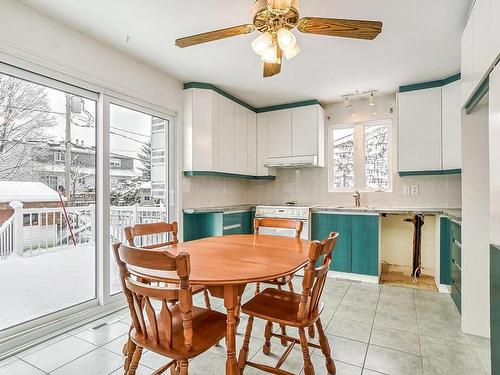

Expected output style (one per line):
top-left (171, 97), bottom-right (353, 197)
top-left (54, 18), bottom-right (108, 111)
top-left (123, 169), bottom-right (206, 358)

top-left (246, 94), bottom-right (462, 208)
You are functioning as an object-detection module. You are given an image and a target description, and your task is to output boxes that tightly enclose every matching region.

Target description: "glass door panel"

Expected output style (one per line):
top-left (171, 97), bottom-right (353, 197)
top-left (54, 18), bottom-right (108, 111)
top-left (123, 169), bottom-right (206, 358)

top-left (109, 103), bottom-right (169, 295)
top-left (0, 71), bottom-right (97, 331)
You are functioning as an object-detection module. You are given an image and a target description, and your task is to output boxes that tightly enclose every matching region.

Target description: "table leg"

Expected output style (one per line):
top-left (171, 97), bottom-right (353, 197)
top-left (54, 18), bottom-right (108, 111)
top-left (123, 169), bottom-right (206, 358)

top-left (224, 284), bottom-right (241, 375)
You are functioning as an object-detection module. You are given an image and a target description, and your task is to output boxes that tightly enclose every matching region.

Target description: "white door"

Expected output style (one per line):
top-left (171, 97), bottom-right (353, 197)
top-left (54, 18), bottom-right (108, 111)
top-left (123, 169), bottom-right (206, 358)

top-left (218, 95), bottom-right (235, 173)
top-left (257, 113), bottom-right (270, 176)
top-left (441, 80), bottom-right (462, 170)
top-left (234, 104), bottom-right (248, 174)
top-left (268, 109), bottom-right (292, 158)
top-left (398, 87), bottom-right (442, 172)
top-left (292, 105), bottom-right (318, 156)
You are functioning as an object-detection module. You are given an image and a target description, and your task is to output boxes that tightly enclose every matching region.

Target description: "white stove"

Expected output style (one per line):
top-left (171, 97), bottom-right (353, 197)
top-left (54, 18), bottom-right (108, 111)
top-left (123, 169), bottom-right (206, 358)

top-left (255, 204), bottom-right (316, 240)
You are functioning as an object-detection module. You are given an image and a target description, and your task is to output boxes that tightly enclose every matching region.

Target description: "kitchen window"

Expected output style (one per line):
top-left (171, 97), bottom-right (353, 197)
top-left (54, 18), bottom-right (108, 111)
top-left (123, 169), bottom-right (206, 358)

top-left (328, 120), bottom-right (392, 192)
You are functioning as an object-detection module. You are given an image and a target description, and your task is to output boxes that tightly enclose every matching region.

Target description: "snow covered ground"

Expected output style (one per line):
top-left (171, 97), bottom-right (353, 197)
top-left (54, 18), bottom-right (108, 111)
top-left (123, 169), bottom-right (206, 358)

top-left (0, 244), bottom-right (121, 330)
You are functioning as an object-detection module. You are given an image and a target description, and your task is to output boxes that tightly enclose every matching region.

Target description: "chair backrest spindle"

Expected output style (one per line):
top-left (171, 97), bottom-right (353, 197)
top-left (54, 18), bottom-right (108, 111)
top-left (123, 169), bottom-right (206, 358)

top-left (125, 222), bottom-right (178, 249)
top-left (296, 232), bottom-right (338, 321)
top-left (254, 217), bottom-right (303, 238)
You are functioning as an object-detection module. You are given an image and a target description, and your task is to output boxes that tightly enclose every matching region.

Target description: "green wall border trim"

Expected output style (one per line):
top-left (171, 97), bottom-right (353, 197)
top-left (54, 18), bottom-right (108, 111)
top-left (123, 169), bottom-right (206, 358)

top-left (255, 99), bottom-right (323, 113)
top-left (399, 169), bottom-right (462, 177)
top-left (465, 77), bottom-right (489, 115)
top-left (183, 82), bottom-right (322, 113)
top-left (183, 82), bottom-right (256, 112)
top-left (399, 73), bottom-right (461, 93)
top-left (183, 170), bottom-right (275, 180)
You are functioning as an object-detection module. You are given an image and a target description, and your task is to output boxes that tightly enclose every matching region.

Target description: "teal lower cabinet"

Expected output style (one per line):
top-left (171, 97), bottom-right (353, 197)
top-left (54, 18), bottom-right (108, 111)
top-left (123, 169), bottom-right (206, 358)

top-left (312, 213), bottom-right (379, 276)
top-left (440, 217), bottom-right (452, 285)
top-left (183, 210), bottom-right (254, 241)
top-left (222, 211), bottom-right (254, 235)
top-left (491, 244), bottom-right (500, 375)
top-left (440, 217), bottom-right (462, 313)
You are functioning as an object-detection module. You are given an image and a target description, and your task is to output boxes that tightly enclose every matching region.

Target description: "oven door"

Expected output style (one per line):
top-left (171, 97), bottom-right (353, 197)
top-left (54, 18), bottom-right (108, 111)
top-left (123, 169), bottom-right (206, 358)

top-left (258, 220), bottom-right (309, 240)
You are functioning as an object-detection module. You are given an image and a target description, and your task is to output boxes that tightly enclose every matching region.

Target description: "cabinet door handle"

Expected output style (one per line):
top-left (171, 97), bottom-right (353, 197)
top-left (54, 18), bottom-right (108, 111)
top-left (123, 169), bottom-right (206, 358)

top-left (223, 223), bottom-right (241, 230)
top-left (452, 258), bottom-right (462, 271)
top-left (454, 239), bottom-right (462, 248)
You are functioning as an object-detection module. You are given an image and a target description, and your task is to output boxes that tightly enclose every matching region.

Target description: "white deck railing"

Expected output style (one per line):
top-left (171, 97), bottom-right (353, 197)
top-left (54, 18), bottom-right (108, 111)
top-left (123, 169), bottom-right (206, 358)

top-left (1, 204), bottom-right (168, 259)
top-left (0, 215), bottom-right (15, 260)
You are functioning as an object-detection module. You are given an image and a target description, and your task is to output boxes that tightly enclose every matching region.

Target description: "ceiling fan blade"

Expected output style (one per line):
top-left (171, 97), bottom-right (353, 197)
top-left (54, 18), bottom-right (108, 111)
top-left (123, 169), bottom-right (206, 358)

top-left (263, 47), bottom-right (282, 78)
top-left (297, 17), bottom-right (382, 40)
top-left (175, 24), bottom-right (255, 48)
top-left (263, 61), bottom-right (281, 77)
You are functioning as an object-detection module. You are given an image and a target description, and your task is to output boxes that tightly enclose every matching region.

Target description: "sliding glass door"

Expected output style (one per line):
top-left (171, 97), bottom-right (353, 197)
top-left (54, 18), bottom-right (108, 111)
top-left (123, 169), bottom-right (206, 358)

top-left (0, 68), bottom-right (98, 331)
top-left (108, 101), bottom-right (171, 295)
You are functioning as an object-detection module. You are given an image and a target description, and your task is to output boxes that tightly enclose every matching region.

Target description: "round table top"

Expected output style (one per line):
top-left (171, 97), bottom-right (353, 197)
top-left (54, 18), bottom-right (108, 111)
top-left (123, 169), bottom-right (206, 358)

top-left (130, 234), bottom-right (311, 285)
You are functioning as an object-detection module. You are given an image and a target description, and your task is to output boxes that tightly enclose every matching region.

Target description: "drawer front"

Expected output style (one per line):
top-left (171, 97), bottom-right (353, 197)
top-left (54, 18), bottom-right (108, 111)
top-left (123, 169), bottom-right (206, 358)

top-left (451, 283), bottom-right (462, 313)
top-left (451, 221), bottom-right (461, 244)
top-left (451, 260), bottom-right (462, 293)
top-left (452, 240), bottom-right (462, 268)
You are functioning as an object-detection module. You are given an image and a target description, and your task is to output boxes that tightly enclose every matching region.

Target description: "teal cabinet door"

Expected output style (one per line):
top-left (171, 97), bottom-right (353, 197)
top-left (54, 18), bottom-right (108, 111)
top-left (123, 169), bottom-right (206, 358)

top-left (312, 213), bottom-right (352, 273)
top-left (440, 217), bottom-right (452, 285)
top-left (490, 244), bottom-right (500, 375)
top-left (183, 212), bottom-right (223, 241)
top-left (223, 211), bottom-right (255, 235)
top-left (351, 215), bottom-right (379, 276)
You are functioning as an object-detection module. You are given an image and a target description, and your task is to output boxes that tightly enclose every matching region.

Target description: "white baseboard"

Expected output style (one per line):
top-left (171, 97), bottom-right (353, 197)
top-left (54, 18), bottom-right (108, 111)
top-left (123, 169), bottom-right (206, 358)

top-left (326, 270), bottom-right (379, 284)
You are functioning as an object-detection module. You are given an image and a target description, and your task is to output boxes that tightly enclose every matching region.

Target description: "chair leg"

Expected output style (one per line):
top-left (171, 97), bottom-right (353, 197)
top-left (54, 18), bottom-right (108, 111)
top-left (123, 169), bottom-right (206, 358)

top-left (238, 316), bottom-right (254, 370)
top-left (255, 282), bottom-right (261, 296)
top-left (127, 346), bottom-right (143, 375)
top-left (263, 320), bottom-right (273, 355)
top-left (124, 336), bottom-right (136, 373)
top-left (298, 328), bottom-right (315, 375)
top-left (316, 318), bottom-right (336, 375)
top-left (287, 280), bottom-right (295, 294)
top-left (203, 290), bottom-right (212, 310)
top-left (169, 361), bottom-right (178, 375)
top-left (308, 325), bottom-right (316, 339)
top-left (179, 359), bottom-right (188, 375)
top-left (279, 324), bottom-right (288, 346)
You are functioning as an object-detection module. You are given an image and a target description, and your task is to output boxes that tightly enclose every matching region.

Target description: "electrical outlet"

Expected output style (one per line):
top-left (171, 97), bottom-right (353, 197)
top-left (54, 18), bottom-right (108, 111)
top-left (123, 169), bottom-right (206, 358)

top-left (403, 185), bottom-right (410, 195)
top-left (411, 184), bottom-right (419, 195)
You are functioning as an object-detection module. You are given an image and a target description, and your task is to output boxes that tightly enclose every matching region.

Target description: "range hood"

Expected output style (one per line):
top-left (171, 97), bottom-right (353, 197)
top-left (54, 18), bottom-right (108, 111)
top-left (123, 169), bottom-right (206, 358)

top-left (264, 155), bottom-right (320, 168)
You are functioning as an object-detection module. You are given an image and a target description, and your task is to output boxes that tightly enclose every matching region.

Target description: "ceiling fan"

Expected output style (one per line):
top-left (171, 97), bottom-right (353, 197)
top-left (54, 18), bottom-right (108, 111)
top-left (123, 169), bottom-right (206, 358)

top-left (175, 0), bottom-right (383, 78)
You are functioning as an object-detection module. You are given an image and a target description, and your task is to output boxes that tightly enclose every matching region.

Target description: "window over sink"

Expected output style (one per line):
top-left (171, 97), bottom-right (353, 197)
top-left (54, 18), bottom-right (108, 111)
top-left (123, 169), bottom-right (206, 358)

top-left (328, 120), bottom-right (392, 192)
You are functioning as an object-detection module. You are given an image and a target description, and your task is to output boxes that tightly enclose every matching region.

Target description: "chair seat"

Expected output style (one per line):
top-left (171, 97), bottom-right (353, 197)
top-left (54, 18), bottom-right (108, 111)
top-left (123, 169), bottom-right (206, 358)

top-left (131, 305), bottom-right (232, 360)
top-left (241, 288), bottom-right (322, 328)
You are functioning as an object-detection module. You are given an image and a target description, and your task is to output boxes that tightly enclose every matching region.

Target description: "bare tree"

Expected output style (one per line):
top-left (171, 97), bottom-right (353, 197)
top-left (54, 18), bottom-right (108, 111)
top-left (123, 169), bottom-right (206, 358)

top-left (0, 74), bottom-right (56, 180)
top-left (137, 140), bottom-right (151, 182)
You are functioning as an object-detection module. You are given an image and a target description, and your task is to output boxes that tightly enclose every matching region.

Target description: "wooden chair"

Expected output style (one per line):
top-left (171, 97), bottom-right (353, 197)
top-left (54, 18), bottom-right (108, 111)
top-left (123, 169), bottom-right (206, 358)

top-left (124, 222), bottom-right (212, 310)
top-left (238, 232), bottom-right (339, 375)
top-left (253, 217), bottom-right (304, 295)
top-left (112, 243), bottom-right (229, 375)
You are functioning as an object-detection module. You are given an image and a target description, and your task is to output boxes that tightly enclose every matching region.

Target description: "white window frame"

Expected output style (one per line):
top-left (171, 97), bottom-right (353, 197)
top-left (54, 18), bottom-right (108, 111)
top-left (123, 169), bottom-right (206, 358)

top-left (328, 119), bottom-right (393, 193)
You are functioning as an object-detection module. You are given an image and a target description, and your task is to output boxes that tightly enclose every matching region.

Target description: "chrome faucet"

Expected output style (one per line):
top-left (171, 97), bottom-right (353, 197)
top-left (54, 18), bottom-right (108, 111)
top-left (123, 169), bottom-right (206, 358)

top-left (353, 191), bottom-right (361, 207)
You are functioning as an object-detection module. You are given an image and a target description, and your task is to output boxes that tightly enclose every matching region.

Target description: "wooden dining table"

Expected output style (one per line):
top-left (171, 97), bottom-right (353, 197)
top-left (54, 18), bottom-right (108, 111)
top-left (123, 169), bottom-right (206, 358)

top-left (130, 234), bottom-right (311, 375)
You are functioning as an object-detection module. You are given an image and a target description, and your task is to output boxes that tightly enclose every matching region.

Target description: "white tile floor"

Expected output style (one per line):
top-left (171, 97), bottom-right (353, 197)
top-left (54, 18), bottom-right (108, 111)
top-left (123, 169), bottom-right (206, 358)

top-left (0, 278), bottom-right (492, 375)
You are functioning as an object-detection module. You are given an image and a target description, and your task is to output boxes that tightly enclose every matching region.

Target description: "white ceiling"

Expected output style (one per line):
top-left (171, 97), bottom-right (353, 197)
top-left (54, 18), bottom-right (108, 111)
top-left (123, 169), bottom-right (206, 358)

top-left (19, 0), bottom-right (472, 107)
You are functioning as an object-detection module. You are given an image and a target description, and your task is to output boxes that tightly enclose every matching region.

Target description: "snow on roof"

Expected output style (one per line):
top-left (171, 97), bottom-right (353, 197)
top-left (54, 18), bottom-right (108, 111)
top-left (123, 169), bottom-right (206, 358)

top-left (0, 182), bottom-right (62, 203)
top-left (139, 181), bottom-right (151, 190)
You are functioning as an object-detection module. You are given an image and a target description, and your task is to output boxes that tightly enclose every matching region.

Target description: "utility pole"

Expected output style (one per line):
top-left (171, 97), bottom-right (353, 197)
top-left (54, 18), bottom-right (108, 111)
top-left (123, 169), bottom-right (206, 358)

top-left (65, 94), bottom-right (72, 201)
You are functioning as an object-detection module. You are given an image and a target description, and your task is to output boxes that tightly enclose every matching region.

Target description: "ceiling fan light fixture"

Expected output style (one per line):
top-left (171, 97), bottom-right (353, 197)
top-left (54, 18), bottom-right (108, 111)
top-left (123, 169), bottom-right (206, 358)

top-left (277, 28), bottom-right (296, 50)
top-left (261, 43), bottom-right (280, 63)
top-left (252, 31), bottom-right (273, 55)
top-left (283, 43), bottom-right (301, 60)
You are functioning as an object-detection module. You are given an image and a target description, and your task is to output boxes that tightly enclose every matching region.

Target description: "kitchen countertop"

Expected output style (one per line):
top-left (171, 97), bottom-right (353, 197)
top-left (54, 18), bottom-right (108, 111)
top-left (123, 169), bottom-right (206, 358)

top-left (183, 205), bottom-right (461, 222)
top-left (312, 206), bottom-right (462, 222)
top-left (183, 204), bottom-right (257, 214)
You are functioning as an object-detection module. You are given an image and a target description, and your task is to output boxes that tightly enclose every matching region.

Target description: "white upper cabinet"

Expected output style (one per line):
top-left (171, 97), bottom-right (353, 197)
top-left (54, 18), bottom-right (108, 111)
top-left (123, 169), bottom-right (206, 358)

top-left (292, 106), bottom-right (318, 156)
top-left (183, 88), bottom-right (219, 171)
top-left (218, 95), bottom-right (235, 173)
top-left (257, 112), bottom-right (274, 176)
top-left (247, 111), bottom-right (257, 176)
top-left (398, 87), bottom-right (443, 172)
top-left (234, 104), bottom-right (248, 175)
top-left (442, 80), bottom-right (462, 170)
top-left (268, 109), bottom-right (292, 158)
top-left (461, 0), bottom-right (500, 105)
